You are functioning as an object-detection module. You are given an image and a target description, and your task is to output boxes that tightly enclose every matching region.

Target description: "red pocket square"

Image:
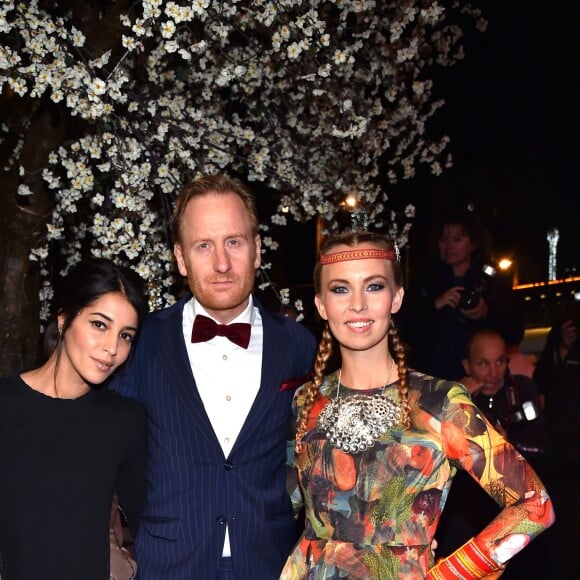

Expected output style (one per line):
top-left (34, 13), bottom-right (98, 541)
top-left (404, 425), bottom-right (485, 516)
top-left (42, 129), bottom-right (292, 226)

top-left (279, 372), bottom-right (314, 392)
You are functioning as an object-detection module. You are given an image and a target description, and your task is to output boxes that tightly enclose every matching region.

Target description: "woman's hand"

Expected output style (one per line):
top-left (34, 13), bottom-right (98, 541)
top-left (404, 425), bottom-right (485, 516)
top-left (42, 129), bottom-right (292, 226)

top-left (435, 286), bottom-right (464, 310)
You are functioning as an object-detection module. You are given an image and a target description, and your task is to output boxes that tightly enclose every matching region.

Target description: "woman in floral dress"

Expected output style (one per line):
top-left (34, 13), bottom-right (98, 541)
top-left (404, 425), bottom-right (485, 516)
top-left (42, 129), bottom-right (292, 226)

top-left (281, 231), bottom-right (554, 579)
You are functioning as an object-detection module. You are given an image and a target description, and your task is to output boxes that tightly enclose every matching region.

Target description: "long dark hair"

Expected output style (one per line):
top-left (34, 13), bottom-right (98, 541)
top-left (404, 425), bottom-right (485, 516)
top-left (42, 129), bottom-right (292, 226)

top-left (42, 258), bottom-right (148, 360)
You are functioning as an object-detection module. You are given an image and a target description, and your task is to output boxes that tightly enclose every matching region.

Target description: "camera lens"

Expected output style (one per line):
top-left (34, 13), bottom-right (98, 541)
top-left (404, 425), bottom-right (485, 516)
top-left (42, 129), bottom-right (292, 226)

top-left (459, 289), bottom-right (480, 309)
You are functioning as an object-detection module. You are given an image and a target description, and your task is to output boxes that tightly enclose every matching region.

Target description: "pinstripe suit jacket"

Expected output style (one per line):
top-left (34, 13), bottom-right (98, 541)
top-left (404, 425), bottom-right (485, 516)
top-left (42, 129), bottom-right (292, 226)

top-left (109, 295), bottom-right (317, 580)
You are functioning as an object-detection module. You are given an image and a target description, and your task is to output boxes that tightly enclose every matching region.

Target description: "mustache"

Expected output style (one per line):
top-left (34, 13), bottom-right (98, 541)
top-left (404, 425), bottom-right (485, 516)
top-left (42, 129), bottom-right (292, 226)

top-left (207, 275), bottom-right (236, 283)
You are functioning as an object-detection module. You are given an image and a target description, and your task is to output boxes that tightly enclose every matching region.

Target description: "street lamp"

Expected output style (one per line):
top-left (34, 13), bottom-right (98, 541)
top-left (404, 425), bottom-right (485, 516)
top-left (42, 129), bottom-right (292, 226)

top-left (498, 257), bottom-right (518, 287)
top-left (345, 193), bottom-right (357, 209)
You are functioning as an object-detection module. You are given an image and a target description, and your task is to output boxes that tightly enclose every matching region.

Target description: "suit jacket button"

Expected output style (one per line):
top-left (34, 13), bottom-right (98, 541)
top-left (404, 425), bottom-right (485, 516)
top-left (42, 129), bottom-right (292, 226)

top-left (224, 461), bottom-right (234, 470)
top-left (216, 516), bottom-right (227, 525)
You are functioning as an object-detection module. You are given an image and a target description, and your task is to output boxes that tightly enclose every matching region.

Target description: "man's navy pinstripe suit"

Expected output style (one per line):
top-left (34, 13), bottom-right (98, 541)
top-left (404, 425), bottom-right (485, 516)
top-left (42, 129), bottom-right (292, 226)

top-left (109, 294), bottom-right (317, 579)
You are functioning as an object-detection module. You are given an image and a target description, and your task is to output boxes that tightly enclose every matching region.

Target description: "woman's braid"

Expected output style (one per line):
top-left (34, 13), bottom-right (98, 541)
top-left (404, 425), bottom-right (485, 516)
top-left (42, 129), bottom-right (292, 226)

top-left (295, 324), bottom-right (334, 453)
top-left (389, 319), bottom-right (412, 428)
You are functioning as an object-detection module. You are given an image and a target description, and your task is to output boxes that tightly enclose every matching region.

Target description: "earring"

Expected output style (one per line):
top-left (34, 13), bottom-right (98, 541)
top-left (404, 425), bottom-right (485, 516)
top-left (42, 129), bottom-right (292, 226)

top-left (58, 326), bottom-right (63, 337)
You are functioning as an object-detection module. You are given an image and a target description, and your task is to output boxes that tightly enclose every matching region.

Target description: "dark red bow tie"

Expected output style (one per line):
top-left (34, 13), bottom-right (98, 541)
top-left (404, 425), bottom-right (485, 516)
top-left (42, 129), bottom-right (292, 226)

top-left (191, 314), bottom-right (251, 349)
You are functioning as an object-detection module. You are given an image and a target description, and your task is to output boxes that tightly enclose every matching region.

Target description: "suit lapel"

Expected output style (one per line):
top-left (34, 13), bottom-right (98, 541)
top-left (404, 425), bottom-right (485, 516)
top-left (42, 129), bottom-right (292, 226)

top-left (232, 305), bottom-right (290, 451)
top-left (154, 297), bottom-right (216, 440)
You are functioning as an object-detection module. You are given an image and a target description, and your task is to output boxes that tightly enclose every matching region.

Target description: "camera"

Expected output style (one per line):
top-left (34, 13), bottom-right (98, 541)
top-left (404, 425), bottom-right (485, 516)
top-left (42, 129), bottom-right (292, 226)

top-left (501, 400), bottom-right (541, 427)
top-left (499, 373), bottom-right (541, 428)
top-left (458, 264), bottom-right (496, 309)
top-left (458, 288), bottom-right (480, 310)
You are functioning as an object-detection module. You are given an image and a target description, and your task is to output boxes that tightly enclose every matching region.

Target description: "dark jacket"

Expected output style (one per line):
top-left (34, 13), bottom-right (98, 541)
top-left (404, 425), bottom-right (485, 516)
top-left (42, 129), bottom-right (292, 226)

top-left (108, 295), bottom-right (317, 580)
top-left (397, 260), bottom-right (524, 380)
top-left (533, 323), bottom-right (580, 467)
top-left (472, 371), bottom-right (548, 467)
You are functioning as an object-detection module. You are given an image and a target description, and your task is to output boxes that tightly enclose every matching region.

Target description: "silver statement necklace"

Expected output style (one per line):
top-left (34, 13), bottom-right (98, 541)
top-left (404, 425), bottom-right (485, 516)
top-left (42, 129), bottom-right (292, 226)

top-left (317, 360), bottom-right (403, 454)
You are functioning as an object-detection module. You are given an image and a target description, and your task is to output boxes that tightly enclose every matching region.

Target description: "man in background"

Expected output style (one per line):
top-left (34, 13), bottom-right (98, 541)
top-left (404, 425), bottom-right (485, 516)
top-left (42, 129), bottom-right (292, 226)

top-left (461, 328), bottom-right (547, 469)
top-left (436, 328), bottom-right (550, 578)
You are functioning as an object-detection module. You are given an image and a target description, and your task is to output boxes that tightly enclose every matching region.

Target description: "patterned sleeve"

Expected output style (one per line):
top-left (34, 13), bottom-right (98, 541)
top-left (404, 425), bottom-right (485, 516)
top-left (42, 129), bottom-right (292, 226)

top-left (439, 383), bottom-right (555, 566)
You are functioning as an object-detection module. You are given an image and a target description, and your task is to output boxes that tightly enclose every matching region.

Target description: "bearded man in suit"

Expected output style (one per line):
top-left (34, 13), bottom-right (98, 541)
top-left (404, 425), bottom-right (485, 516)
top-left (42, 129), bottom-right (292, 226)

top-left (109, 173), bottom-right (316, 580)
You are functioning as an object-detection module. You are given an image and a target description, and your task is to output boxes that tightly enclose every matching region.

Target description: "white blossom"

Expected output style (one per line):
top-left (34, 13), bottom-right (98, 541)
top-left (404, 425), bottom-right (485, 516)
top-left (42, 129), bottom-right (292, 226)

top-left (17, 183), bottom-right (33, 196)
top-left (1, 0), bottom-right (484, 317)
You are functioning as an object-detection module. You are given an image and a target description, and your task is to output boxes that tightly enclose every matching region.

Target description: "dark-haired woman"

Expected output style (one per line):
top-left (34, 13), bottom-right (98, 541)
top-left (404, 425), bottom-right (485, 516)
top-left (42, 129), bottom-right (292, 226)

top-left (0, 258), bottom-right (148, 580)
top-left (397, 209), bottom-right (524, 381)
top-left (281, 232), bottom-right (554, 579)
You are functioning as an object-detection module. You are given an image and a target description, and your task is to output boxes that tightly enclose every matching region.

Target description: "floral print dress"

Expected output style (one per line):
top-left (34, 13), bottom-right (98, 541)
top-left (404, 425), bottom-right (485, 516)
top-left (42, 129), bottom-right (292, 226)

top-left (281, 370), bottom-right (553, 579)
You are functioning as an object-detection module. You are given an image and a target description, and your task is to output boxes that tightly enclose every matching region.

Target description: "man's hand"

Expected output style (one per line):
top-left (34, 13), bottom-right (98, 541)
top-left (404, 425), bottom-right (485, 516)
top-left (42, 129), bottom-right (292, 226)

top-left (460, 375), bottom-right (483, 396)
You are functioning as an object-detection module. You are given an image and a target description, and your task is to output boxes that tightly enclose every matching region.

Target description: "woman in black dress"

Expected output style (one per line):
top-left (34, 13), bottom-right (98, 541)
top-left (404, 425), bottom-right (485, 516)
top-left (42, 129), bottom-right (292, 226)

top-left (0, 258), bottom-right (148, 580)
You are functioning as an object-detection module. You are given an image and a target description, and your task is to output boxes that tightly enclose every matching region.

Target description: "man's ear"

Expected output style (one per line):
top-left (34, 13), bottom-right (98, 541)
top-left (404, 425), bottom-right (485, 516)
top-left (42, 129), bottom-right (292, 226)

top-left (390, 287), bottom-right (405, 314)
top-left (462, 358), bottom-right (471, 376)
top-left (314, 295), bottom-right (328, 321)
top-left (173, 243), bottom-right (187, 277)
top-left (254, 234), bottom-right (261, 269)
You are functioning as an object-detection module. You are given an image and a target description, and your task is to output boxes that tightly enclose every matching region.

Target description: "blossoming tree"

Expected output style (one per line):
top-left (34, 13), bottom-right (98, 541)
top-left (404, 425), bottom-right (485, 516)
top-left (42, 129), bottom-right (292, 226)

top-left (0, 0), bottom-right (484, 373)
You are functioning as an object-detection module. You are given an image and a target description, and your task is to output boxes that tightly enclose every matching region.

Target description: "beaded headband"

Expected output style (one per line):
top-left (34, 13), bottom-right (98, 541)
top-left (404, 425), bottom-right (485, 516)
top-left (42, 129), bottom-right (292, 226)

top-left (319, 248), bottom-right (396, 265)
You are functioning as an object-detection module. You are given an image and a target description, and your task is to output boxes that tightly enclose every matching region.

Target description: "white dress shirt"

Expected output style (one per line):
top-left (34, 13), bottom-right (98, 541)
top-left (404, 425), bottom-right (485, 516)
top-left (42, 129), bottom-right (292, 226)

top-left (183, 296), bottom-right (263, 557)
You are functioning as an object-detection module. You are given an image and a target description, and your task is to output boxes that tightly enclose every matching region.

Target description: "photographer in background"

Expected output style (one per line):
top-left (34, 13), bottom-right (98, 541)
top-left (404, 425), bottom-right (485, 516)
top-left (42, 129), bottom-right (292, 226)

top-left (532, 308), bottom-right (579, 576)
top-left (533, 311), bottom-right (579, 467)
top-left (460, 328), bottom-right (547, 472)
top-left (397, 207), bottom-right (524, 380)
top-left (436, 328), bottom-right (551, 578)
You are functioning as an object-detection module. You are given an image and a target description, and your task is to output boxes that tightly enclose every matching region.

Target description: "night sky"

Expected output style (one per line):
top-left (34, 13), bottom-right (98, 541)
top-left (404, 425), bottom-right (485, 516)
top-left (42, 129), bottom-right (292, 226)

top-left (396, 2), bottom-right (578, 285)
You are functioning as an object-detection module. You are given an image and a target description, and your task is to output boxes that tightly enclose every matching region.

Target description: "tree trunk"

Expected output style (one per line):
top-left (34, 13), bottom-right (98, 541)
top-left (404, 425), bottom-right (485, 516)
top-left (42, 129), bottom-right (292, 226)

top-left (0, 0), bottom-right (134, 377)
top-left (0, 106), bottom-right (66, 376)
top-left (0, 178), bottom-right (45, 375)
